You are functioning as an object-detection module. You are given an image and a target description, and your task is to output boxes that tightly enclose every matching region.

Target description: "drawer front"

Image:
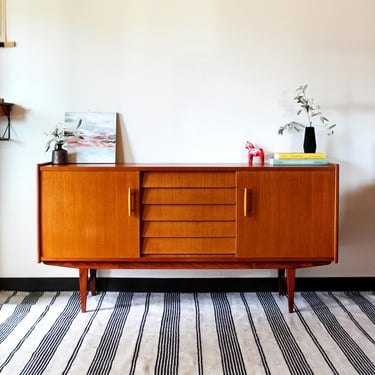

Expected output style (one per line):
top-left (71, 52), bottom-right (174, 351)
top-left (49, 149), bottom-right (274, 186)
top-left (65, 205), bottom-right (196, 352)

top-left (142, 188), bottom-right (235, 204)
top-left (142, 238), bottom-right (236, 255)
top-left (142, 204), bottom-right (236, 221)
top-left (142, 172), bottom-right (236, 188)
top-left (142, 222), bottom-right (236, 238)
top-left (141, 172), bottom-right (236, 255)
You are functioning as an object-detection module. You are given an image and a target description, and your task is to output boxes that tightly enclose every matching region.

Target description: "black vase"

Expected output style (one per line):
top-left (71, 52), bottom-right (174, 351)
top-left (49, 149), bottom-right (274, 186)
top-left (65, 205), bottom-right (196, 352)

top-left (52, 143), bottom-right (68, 165)
top-left (303, 127), bottom-right (317, 153)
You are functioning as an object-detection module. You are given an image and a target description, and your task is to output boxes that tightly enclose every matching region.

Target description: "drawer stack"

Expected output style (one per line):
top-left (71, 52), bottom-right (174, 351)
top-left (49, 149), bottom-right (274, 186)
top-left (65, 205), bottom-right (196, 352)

top-left (141, 172), bottom-right (236, 255)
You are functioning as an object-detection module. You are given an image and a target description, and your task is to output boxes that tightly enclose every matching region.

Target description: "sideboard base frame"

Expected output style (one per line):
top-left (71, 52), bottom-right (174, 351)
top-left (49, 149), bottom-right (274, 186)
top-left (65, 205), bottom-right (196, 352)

top-left (43, 260), bottom-right (332, 313)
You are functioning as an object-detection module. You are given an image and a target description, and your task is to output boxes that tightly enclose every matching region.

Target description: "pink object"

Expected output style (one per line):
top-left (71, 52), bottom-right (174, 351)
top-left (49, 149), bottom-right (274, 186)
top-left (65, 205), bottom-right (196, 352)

top-left (245, 141), bottom-right (264, 165)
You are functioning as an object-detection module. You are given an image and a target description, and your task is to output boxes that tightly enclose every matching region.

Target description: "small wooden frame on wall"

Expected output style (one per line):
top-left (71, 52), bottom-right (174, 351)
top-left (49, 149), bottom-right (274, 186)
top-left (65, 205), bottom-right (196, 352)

top-left (0, 0), bottom-right (5, 42)
top-left (0, 0), bottom-right (15, 48)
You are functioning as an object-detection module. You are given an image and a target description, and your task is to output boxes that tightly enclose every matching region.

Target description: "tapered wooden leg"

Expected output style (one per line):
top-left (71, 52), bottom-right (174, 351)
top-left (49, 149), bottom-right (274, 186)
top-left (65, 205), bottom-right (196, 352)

top-left (89, 269), bottom-right (97, 296)
top-left (286, 268), bottom-right (296, 313)
top-left (79, 268), bottom-right (88, 313)
top-left (278, 269), bottom-right (286, 295)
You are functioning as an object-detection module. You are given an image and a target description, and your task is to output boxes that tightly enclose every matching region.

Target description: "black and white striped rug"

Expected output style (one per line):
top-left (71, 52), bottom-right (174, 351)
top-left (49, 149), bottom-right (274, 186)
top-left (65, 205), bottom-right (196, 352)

top-left (0, 291), bottom-right (374, 374)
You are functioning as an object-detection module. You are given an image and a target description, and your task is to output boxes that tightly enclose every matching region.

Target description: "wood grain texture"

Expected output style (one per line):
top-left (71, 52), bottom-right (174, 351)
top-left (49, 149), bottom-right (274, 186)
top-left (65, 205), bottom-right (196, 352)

top-left (237, 169), bottom-right (337, 259)
top-left (40, 170), bottom-right (140, 259)
top-left (38, 163), bottom-right (339, 312)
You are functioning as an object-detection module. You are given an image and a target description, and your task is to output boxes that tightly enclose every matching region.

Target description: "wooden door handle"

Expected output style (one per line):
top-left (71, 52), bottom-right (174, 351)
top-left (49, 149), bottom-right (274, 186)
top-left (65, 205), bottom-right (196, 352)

top-left (244, 188), bottom-right (248, 216)
top-left (128, 187), bottom-right (133, 216)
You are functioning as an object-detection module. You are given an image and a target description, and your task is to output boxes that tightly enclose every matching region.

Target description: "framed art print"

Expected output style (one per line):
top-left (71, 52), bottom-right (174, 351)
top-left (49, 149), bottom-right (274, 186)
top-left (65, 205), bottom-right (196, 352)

top-left (64, 112), bottom-right (116, 163)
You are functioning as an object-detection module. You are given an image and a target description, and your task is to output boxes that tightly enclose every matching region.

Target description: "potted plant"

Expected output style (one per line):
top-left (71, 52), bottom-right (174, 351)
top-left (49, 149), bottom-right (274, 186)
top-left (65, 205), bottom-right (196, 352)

top-left (278, 84), bottom-right (336, 152)
top-left (45, 119), bottom-right (83, 164)
top-left (45, 124), bottom-right (68, 164)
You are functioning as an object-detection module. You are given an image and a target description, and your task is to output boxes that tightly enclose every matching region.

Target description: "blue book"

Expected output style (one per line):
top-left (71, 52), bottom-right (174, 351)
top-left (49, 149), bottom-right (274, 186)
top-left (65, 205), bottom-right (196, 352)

top-left (269, 158), bottom-right (329, 166)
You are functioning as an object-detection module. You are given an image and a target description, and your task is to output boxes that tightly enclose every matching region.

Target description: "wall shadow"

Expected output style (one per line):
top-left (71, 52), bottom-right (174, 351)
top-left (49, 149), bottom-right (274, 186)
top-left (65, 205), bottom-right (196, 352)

top-left (339, 183), bottom-right (375, 246)
top-left (116, 113), bottom-right (134, 163)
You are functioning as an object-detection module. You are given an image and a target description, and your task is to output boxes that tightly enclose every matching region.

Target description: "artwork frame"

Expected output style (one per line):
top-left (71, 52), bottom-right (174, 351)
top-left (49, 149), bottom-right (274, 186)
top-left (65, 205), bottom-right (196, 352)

top-left (0, 0), bottom-right (5, 43)
top-left (64, 112), bottom-right (117, 164)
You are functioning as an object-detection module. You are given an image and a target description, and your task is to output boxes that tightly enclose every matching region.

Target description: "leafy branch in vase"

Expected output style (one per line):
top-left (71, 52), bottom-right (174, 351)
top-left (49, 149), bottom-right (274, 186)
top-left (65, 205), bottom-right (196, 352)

top-left (278, 84), bottom-right (336, 135)
top-left (45, 118), bottom-right (83, 152)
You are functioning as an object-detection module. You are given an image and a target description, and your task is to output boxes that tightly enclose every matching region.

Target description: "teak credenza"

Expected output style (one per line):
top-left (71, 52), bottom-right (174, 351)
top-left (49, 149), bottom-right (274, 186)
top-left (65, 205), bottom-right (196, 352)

top-left (37, 163), bottom-right (339, 312)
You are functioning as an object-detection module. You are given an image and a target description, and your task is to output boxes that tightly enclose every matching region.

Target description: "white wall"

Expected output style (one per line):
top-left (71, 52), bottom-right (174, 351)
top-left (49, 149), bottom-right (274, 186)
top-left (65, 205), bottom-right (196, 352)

top-left (1, 0), bottom-right (374, 279)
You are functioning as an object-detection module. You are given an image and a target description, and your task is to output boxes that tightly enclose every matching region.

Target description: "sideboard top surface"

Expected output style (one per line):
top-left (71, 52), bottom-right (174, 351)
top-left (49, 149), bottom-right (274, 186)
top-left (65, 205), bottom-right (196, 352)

top-left (39, 163), bottom-right (338, 172)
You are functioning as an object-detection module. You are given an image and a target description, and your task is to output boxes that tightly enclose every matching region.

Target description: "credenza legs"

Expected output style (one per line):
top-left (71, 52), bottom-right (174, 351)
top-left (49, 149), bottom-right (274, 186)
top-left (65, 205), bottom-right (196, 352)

top-left (79, 268), bottom-right (88, 313)
top-left (89, 269), bottom-right (97, 296)
top-left (287, 268), bottom-right (296, 313)
top-left (278, 269), bottom-right (286, 295)
top-left (79, 267), bottom-right (297, 313)
top-left (79, 268), bottom-right (98, 312)
top-left (278, 268), bottom-right (296, 313)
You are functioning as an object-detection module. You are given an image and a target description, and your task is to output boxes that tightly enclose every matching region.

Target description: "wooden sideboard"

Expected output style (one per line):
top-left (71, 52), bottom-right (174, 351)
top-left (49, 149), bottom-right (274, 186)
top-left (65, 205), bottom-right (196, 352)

top-left (37, 163), bottom-right (339, 312)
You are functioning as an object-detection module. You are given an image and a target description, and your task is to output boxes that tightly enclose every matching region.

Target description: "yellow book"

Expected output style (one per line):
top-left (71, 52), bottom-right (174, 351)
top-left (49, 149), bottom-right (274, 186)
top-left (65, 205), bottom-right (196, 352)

top-left (274, 152), bottom-right (327, 159)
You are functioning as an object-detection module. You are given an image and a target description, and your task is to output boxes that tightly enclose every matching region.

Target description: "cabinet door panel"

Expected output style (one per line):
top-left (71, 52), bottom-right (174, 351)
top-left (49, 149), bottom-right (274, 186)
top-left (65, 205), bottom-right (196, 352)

top-left (237, 169), bottom-right (337, 260)
top-left (237, 171), bottom-right (280, 257)
top-left (40, 171), bottom-right (140, 260)
top-left (278, 170), bottom-right (337, 258)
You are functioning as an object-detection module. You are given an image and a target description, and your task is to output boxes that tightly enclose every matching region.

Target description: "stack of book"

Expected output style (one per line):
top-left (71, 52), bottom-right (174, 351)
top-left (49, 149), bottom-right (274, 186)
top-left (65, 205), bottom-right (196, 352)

top-left (269, 152), bottom-right (328, 165)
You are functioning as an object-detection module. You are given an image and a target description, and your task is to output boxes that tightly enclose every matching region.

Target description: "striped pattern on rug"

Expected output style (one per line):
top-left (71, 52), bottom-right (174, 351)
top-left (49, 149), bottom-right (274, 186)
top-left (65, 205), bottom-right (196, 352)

top-left (0, 291), bottom-right (374, 375)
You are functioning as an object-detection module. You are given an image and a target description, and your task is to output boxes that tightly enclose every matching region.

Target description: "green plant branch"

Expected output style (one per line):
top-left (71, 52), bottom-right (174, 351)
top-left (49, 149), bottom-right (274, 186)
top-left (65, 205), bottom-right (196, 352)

top-left (44, 118), bottom-right (83, 152)
top-left (279, 84), bottom-right (336, 135)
